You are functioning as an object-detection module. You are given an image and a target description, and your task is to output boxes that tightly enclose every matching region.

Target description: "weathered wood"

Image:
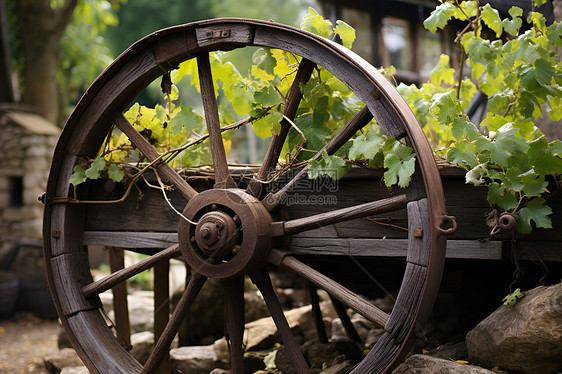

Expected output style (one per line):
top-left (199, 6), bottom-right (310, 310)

top-left (153, 260), bottom-right (170, 374)
top-left (251, 270), bottom-right (310, 374)
top-left (50, 252), bottom-right (101, 316)
top-left (109, 248), bottom-right (131, 348)
top-left (385, 262), bottom-right (427, 342)
top-left (66, 310), bottom-right (142, 373)
top-left (406, 199), bottom-right (431, 266)
top-left (195, 23), bottom-right (255, 49)
top-left (289, 238), bottom-right (503, 259)
top-left (113, 114), bottom-right (198, 200)
top-left (197, 53), bottom-right (236, 188)
top-left (142, 274), bottom-right (206, 374)
top-left (281, 194), bottom-right (408, 236)
top-left (84, 232), bottom-right (178, 248)
top-left (274, 251), bottom-right (390, 327)
top-left (221, 277), bottom-right (245, 374)
top-left (151, 30), bottom-right (193, 68)
top-left (82, 245), bottom-right (180, 298)
top-left (247, 59), bottom-right (316, 197)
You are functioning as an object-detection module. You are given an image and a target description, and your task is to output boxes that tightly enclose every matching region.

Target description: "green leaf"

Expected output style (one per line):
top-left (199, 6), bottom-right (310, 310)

top-left (548, 96), bottom-right (562, 121)
top-left (423, 2), bottom-right (455, 33)
top-left (451, 116), bottom-right (481, 141)
top-left (85, 156), bottom-right (106, 180)
top-left (108, 163), bottom-right (124, 183)
top-left (348, 132), bottom-right (385, 160)
top-left (447, 141), bottom-right (477, 168)
top-left (528, 136), bottom-right (562, 175)
top-left (170, 106), bottom-right (202, 134)
top-left (467, 37), bottom-right (494, 61)
top-left (487, 182), bottom-right (519, 210)
top-left (308, 149), bottom-right (351, 180)
top-left (69, 165), bottom-right (87, 186)
top-left (334, 20), bottom-right (356, 49)
top-left (534, 58), bottom-right (555, 86)
top-left (383, 142), bottom-right (416, 188)
top-left (232, 80), bottom-right (254, 116)
top-left (252, 48), bottom-right (277, 75)
top-left (254, 85), bottom-right (282, 107)
top-left (430, 55), bottom-right (456, 86)
top-left (503, 288), bottom-right (523, 306)
top-left (502, 6), bottom-right (523, 36)
top-left (517, 197), bottom-right (552, 234)
top-left (300, 7), bottom-right (333, 38)
top-left (430, 90), bottom-right (459, 124)
top-left (481, 4), bottom-right (503, 37)
top-left (465, 163), bottom-right (488, 186)
top-left (519, 170), bottom-right (548, 197)
top-left (252, 111), bottom-right (283, 139)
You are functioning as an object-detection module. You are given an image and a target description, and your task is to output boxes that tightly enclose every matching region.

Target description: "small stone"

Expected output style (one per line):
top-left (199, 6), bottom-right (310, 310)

top-left (170, 345), bottom-right (219, 374)
top-left (391, 354), bottom-right (495, 373)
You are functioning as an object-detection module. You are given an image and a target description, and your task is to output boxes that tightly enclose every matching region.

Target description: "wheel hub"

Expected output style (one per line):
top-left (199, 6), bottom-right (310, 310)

top-left (194, 211), bottom-right (238, 258)
top-left (178, 189), bottom-right (272, 279)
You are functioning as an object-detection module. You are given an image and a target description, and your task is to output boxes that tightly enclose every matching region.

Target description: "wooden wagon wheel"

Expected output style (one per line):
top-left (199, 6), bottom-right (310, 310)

top-left (43, 18), bottom-right (456, 374)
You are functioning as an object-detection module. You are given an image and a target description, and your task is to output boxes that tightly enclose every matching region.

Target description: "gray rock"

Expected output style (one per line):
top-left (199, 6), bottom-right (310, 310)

top-left (392, 354), bottom-right (495, 373)
top-left (43, 348), bottom-right (83, 373)
top-left (170, 345), bottom-right (219, 374)
top-left (209, 369), bottom-right (230, 374)
top-left (319, 359), bottom-right (355, 374)
top-left (466, 284), bottom-right (562, 374)
top-left (130, 331), bottom-right (154, 365)
top-left (426, 342), bottom-right (468, 361)
top-left (60, 367), bottom-right (89, 374)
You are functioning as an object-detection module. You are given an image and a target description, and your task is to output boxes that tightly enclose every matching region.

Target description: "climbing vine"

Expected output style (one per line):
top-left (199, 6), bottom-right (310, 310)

top-left (400, 0), bottom-right (562, 234)
top-left (70, 2), bottom-right (562, 234)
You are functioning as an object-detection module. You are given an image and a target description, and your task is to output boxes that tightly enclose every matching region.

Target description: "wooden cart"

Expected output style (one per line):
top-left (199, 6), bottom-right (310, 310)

top-left (42, 18), bottom-right (459, 373)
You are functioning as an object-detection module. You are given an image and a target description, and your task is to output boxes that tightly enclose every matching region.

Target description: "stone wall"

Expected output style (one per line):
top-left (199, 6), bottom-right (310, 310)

top-left (0, 118), bottom-right (58, 270)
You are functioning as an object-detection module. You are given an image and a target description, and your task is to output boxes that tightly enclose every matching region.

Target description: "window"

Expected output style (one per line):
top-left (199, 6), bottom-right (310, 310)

top-left (381, 17), bottom-right (412, 71)
top-left (9, 177), bottom-right (23, 207)
top-left (341, 7), bottom-right (372, 61)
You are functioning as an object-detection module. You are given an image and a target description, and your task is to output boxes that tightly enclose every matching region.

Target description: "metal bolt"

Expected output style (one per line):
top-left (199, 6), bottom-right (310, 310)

top-left (232, 245), bottom-right (240, 255)
top-left (233, 215), bottom-right (240, 224)
top-left (52, 230), bottom-right (61, 238)
top-left (211, 204), bottom-right (217, 211)
top-left (413, 229), bottom-right (423, 238)
top-left (200, 227), bottom-right (211, 239)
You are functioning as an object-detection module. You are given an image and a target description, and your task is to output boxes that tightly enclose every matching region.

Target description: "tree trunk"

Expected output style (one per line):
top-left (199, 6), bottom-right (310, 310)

top-left (14, 0), bottom-right (77, 125)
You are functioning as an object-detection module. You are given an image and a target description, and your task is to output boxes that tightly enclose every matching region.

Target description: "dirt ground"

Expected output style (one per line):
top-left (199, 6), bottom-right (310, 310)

top-left (0, 313), bottom-right (59, 374)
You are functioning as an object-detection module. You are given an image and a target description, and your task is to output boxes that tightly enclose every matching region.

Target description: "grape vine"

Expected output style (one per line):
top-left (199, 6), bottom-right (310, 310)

top-left (69, 2), bottom-right (562, 234)
top-left (402, 0), bottom-right (562, 234)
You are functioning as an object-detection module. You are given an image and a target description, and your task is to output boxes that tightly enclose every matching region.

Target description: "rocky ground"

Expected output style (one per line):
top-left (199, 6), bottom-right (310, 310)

top-left (0, 313), bottom-right (59, 373)
top-left (1, 282), bottom-right (561, 374)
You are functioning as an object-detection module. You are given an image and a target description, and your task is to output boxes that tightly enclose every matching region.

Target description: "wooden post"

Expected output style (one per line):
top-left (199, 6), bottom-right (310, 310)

top-left (109, 247), bottom-right (131, 348)
top-left (154, 260), bottom-right (170, 373)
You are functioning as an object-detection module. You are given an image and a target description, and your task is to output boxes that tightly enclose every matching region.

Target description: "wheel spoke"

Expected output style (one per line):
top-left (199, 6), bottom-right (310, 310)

top-left (221, 277), bottom-right (245, 374)
top-left (142, 273), bottom-right (207, 374)
top-left (197, 53), bottom-right (236, 189)
top-left (307, 282), bottom-right (328, 344)
top-left (330, 295), bottom-right (362, 343)
top-left (271, 194), bottom-right (408, 237)
top-left (250, 270), bottom-right (310, 374)
top-left (262, 106), bottom-right (373, 211)
top-left (269, 249), bottom-right (389, 328)
top-left (113, 114), bottom-right (197, 200)
top-left (247, 59), bottom-right (316, 197)
top-left (81, 245), bottom-right (181, 298)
